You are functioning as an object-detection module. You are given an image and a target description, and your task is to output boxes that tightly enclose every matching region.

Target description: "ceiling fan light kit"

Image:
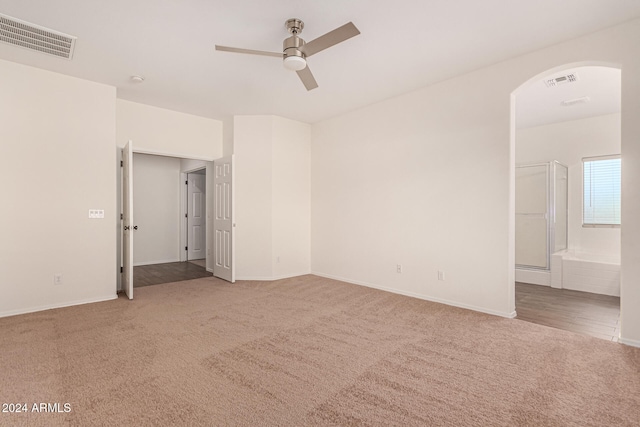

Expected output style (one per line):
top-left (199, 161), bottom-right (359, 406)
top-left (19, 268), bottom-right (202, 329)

top-left (283, 56), bottom-right (306, 71)
top-left (215, 18), bottom-right (360, 91)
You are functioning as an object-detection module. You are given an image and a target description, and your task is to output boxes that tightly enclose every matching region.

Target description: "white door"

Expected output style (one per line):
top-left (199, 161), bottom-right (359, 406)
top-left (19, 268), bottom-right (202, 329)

top-left (187, 172), bottom-right (206, 260)
top-left (213, 156), bottom-right (234, 282)
top-left (122, 141), bottom-right (134, 298)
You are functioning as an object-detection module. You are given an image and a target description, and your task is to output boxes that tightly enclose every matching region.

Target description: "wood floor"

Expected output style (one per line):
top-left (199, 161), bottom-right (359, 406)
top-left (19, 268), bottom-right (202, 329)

top-left (133, 261), bottom-right (212, 288)
top-left (515, 282), bottom-right (620, 342)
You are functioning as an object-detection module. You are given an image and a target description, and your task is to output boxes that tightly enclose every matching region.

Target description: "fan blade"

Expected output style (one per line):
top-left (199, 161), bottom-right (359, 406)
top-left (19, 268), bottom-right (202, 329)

top-left (296, 65), bottom-right (318, 91)
top-left (300, 22), bottom-right (360, 57)
top-left (215, 45), bottom-right (282, 58)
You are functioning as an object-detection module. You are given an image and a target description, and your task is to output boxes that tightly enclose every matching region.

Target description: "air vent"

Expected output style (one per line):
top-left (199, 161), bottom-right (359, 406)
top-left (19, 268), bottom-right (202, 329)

top-left (561, 96), bottom-right (590, 107)
top-left (0, 13), bottom-right (76, 60)
top-left (544, 73), bottom-right (578, 87)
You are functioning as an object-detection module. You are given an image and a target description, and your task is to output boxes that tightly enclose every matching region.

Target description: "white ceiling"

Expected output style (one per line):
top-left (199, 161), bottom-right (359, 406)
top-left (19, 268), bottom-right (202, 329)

top-left (516, 66), bottom-right (621, 129)
top-left (0, 0), bottom-right (638, 124)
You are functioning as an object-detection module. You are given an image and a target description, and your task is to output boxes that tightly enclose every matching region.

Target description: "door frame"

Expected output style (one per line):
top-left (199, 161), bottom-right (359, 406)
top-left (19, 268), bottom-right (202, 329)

top-left (180, 166), bottom-right (209, 269)
top-left (116, 147), bottom-right (218, 292)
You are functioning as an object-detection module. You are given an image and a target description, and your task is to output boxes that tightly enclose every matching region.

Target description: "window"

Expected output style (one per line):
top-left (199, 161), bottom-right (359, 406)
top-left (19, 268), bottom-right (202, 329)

top-left (583, 155), bottom-right (621, 226)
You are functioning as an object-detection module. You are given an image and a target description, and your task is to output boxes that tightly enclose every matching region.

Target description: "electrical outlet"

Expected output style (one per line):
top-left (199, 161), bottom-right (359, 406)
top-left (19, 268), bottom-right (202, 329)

top-left (88, 209), bottom-right (105, 219)
top-left (54, 274), bottom-right (63, 286)
top-left (397, 264), bottom-right (402, 273)
top-left (438, 270), bottom-right (445, 281)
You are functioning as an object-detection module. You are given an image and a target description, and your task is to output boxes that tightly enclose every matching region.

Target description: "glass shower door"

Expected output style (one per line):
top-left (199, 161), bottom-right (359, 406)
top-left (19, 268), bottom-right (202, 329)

top-left (553, 162), bottom-right (568, 253)
top-left (515, 164), bottom-right (549, 269)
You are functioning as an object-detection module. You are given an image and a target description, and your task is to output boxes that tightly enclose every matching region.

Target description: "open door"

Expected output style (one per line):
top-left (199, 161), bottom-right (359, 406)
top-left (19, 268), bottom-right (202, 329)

top-left (122, 140), bottom-right (134, 298)
top-left (213, 155), bottom-right (235, 282)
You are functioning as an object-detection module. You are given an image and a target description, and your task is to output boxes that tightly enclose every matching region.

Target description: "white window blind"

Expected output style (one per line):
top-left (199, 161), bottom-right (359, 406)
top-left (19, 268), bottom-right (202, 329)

top-left (583, 155), bottom-right (621, 226)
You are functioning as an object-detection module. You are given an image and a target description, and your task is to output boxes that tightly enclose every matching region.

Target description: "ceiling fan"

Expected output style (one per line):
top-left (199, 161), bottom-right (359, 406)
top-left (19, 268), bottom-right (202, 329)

top-left (215, 18), bottom-right (360, 91)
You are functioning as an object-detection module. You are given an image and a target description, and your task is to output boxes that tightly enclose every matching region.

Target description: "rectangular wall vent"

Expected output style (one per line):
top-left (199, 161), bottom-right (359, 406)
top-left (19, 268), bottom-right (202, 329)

top-left (544, 73), bottom-right (578, 88)
top-left (561, 96), bottom-right (590, 107)
top-left (0, 13), bottom-right (76, 60)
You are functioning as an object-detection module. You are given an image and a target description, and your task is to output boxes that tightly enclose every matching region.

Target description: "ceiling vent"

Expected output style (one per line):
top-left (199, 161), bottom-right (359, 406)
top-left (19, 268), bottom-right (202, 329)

top-left (561, 96), bottom-right (590, 107)
top-left (0, 13), bottom-right (76, 60)
top-left (544, 73), bottom-right (578, 87)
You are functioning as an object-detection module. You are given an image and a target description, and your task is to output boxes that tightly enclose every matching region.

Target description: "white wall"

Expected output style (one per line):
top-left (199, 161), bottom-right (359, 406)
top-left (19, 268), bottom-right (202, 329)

top-left (234, 116), bottom-right (274, 279)
top-left (223, 117), bottom-right (234, 157)
top-left (132, 153), bottom-right (181, 265)
top-left (116, 99), bottom-right (223, 159)
top-left (234, 115), bottom-right (311, 280)
top-left (272, 116), bottom-right (311, 278)
top-left (311, 69), bottom-right (513, 317)
top-left (0, 59), bottom-right (117, 317)
top-left (311, 18), bottom-right (640, 345)
top-left (517, 113), bottom-right (621, 256)
top-left (180, 159), bottom-right (208, 172)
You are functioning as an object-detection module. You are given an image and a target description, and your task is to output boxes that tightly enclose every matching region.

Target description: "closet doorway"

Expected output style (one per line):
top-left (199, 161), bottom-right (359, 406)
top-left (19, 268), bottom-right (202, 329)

top-left (132, 153), bottom-right (212, 289)
top-left (185, 169), bottom-right (207, 265)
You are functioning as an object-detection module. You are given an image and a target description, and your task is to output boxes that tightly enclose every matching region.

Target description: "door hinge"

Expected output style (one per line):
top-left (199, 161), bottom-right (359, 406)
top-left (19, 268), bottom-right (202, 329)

top-left (185, 213), bottom-right (188, 218)
top-left (185, 180), bottom-right (188, 185)
top-left (120, 160), bottom-right (123, 167)
top-left (120, 266), bottom-right (123, 273)
top-left (120, 213), bottom-right (123, 220)
top-left (185, 246), bottom-right (188, 251)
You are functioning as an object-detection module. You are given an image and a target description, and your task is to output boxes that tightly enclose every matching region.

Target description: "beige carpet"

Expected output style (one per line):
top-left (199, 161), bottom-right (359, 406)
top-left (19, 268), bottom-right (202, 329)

top-left (1, 275), bottom-right (639, 426)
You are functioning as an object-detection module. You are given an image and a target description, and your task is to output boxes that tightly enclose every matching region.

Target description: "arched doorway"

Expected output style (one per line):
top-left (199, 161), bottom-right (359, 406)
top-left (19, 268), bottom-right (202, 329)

top-left (510, 62), bottom-right (622, 341)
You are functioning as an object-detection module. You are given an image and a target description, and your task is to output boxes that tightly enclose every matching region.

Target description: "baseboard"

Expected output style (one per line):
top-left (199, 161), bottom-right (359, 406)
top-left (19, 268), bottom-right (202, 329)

top-left (515, 268), bottom-right (550, 286)
top-left (133, 258), bottom-right (181, 267)
top-left (619, 337), bottom-right (640, 348)
top-left (311, 271), bottom-right (516, 319)
top-left (206, 268), bottom-right (213, 273)
top-left (0, 294), bottom-right (118, 319)
top-left (235, 272), bottom-right (311, 281)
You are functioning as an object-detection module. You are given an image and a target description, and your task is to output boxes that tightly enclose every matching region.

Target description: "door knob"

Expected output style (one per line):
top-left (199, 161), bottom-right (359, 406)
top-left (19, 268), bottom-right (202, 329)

top-left (133, 226), bottom-right (138, 230)
top-left (124, 226), bottom-right (130, 231)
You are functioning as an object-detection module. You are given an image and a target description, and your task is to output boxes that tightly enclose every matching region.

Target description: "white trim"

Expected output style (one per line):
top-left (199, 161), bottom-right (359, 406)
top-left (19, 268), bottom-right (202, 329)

top-left (180, 172), bottom-right (188, 262)
top-left (235, 272), bottom-right (311, 281)
top-left (582, 154), bottom-right (621, 162)
top-left (132, 147), bottom-right (214, 161)
top-left (311, 272), bottom-right (517, 319)
top-left (515, 268), bottom-right (551, 286)
top-left (133, 259), bottom-right (180, 267)
top-left (0, 294), bottom-right (118, 319)
top-left (619, 337), bottom-right (640, 348)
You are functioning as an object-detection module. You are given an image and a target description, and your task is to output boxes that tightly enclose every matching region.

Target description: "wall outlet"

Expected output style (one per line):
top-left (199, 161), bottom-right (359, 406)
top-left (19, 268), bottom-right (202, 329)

top-left (438, 270), bottom-right (445, 281)
top-left (397, 264), bottom-right (402, 273)
top-left (54, 274), bottom-right (63, 286)
top-left (88, 209), bottom-right (105, 219)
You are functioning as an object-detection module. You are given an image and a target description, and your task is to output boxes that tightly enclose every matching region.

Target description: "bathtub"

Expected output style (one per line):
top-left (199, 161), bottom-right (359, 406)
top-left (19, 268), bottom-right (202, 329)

top-left (553, 250), bottom-right (620, 297)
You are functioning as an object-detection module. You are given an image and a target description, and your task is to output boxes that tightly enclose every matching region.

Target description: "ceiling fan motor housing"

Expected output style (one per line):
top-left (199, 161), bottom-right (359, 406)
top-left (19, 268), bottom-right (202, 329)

top-left (283, 18), bottom-right (306, 61)
top-left (283, 34), bottom-right (305, 59)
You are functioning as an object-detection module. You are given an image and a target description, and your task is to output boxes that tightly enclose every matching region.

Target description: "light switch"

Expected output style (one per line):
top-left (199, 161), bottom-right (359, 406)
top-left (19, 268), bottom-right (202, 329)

top-left (89, 209), bottom-right (105, 219)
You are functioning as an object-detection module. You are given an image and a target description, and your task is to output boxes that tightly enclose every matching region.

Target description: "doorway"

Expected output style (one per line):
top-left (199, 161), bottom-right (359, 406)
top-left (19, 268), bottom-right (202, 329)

top-left (185, 168), bottom-right (207, 265)
top-left (511, 64), bottom-right (621, 339)
top-left (118, 145), bottom-right (235, 296)
top-left (130, 153), bottom-right (212, 290)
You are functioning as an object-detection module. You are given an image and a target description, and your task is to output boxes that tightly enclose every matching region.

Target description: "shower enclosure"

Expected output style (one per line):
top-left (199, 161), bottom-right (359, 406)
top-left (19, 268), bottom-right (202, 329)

top-left (515, 161), bottom-right (568, 270)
